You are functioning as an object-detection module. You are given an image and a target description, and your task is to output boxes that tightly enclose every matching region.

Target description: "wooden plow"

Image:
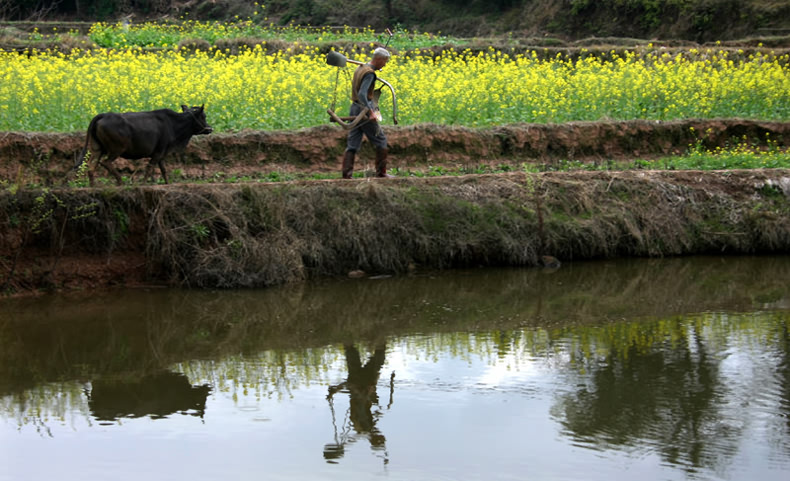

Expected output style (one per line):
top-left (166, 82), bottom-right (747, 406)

top-left (324, 50), bottom-right (398, 130)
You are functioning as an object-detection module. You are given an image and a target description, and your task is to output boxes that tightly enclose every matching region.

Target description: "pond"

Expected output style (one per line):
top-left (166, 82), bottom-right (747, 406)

top-left (1, 256), bottom-right (789, 481)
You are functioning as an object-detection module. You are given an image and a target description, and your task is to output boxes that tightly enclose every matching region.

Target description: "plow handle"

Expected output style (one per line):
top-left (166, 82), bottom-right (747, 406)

top-left (327, 107), bottom-right (370, 130)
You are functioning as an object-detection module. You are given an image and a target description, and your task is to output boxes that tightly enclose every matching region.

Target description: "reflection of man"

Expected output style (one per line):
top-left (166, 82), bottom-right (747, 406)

top-left (342, 48), bottom-right (393, 179)
top-left (325, 344), bottom-right (390, 461)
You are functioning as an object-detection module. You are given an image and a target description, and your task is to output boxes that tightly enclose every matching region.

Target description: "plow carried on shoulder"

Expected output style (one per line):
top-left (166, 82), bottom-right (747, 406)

top-left (325, 49), bottom-right (398, 129)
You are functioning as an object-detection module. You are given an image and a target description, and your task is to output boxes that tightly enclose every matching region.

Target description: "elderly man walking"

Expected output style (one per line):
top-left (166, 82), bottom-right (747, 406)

top-left (342, 47), bottom-right (394, 179)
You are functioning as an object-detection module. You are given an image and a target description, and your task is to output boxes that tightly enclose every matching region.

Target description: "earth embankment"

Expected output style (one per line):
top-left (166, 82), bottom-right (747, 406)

top-left (2, 119), bottom-right (789, 185)
top-left (1, 167), bottom-right (789, 296)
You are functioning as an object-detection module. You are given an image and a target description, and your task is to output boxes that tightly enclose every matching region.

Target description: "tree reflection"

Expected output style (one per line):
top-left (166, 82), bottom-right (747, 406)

top-left (554, 322), bottom-right (737, 473)
top-left (779, 322), bottom-right (790, 447)
top-left (3, 255), bottom-right (789, 400)
top-left (324, 344), bottom-right (393, 464)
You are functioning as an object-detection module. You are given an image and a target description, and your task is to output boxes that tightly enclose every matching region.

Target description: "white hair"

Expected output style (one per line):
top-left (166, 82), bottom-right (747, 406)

top-left (373, 47), bottom-right (391, 59)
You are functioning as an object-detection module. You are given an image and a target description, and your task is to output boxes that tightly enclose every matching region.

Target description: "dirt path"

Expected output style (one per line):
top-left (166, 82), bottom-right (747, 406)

top-left (2, 119), bottom-right (788, 185)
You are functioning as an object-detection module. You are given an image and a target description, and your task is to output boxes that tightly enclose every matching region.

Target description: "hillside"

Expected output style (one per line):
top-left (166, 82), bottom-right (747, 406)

top-left (2, 0), bottom-right (790, 43)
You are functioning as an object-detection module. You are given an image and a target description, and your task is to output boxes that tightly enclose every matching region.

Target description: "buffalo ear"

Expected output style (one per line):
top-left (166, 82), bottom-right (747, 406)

top-left (200, 103), bottom-right (205, 111)
top-left (181, 104), bottom-right (188, 112)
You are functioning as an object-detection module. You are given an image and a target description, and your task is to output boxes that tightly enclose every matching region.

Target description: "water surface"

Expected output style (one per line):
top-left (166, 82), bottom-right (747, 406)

top-left (1, 256), bottom-right (789, 480)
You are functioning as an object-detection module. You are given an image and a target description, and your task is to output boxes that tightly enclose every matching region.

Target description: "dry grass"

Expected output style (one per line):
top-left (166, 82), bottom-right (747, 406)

top-left (121, 170), bottom-right (790, 286)
top-left (2, 169), bottom-right (789, 292)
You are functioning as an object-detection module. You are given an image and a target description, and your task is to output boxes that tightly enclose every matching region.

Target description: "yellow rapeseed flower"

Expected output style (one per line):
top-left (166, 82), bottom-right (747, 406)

top-left (0, 48), bottom-right (788, 132)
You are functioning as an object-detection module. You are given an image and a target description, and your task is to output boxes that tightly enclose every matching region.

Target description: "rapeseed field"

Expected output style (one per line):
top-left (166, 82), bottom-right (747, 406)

top-left (0, 45), bottom-right (788, 132)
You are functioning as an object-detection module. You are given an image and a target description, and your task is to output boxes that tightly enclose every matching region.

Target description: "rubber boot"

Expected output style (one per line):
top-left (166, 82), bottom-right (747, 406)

top-left (375, 148), bottom-right (394, 178)
top-left (342, 150), bottom-right (355, 179)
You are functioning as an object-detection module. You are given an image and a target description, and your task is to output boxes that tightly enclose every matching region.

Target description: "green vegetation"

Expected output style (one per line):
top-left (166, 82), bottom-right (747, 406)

top-left (534, 134), bottom-right (790, 173)
top-left (3, 0), bottom-right (790, 43)
top-left (666, 132), bottom-right (790, 170)
top-left (86, 19), bottom-right (460, 50)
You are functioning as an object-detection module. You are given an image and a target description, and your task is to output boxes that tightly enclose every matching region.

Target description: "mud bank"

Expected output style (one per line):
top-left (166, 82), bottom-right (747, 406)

top-left (2, 119), bottom-right (789, 185)
top-left (1, 169), bottom-right (789, 295)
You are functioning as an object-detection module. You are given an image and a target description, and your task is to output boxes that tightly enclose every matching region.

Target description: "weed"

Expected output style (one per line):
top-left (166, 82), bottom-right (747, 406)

top-left (68, 156), bottom-right (92, 188)
top-left (190, 223), bottom-right (210, 241)
top-left (757, 184), bottom-right (784, 198)
top-left (112, 208), bottom-right (130, 244)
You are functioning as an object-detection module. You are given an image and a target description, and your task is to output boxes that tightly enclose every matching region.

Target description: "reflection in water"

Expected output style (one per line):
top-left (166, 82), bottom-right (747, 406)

top-left (87, 371), bottom-right (211, 421)
top-left (3, 254), bottom-right (788, 396)
top-left (1, 256), bottom-right (790, 480)
top-left (782, 323), bottom-right (790, 436)
top-left (545, 310), bottom-right (790, 476)
top-left (324, 344), bottom-right (393, 463)
top-left (554, 318), bottom-right (728, 470)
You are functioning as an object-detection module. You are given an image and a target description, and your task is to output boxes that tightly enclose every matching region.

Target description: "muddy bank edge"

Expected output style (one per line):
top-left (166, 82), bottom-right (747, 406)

top-left (1, 169), bottom-right (789, 295)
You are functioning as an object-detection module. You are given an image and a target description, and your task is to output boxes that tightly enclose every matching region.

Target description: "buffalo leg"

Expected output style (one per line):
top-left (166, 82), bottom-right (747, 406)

top-left (154, 155), bottom-right (169, 184)
top-left (101, 155), bottom-right (123, 186)
top-left (87, 151), bottom-right (104, 187)
top-left (144, 161), bottom-right (155, 184)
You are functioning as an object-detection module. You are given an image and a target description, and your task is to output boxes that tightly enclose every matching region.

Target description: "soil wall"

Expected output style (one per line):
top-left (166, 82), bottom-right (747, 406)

top-left (1, 169), bottom-right (789, 295)
top-left (2, 119), bottom-right (789, 186)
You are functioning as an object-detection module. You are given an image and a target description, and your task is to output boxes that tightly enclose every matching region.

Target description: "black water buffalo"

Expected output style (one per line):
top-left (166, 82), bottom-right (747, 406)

top-left (78, 104), bottom-right (212, 186)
